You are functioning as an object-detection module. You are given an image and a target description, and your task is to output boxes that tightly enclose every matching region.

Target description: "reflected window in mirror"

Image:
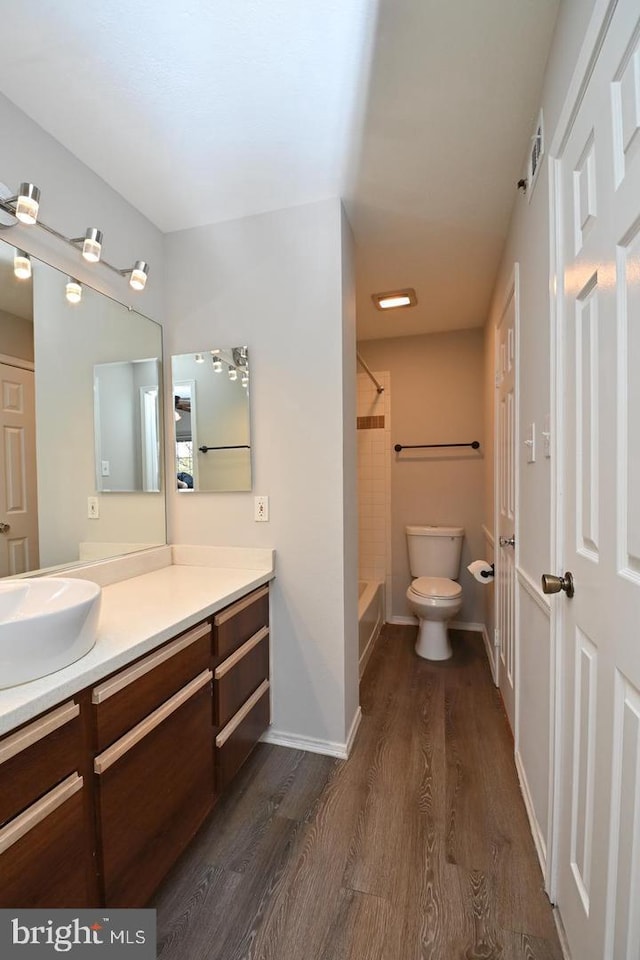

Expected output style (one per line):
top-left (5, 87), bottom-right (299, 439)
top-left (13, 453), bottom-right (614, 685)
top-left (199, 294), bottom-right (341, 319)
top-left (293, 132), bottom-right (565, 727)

top-left (0, 237), bottom-right (165, 578)
top-left (171, 348), bottom-right (251, 492)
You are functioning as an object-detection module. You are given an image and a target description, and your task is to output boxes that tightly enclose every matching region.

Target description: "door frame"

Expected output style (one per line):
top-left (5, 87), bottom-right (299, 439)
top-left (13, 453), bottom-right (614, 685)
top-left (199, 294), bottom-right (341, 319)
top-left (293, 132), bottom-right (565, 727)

top-left (492, 263), bottom-right (520, 732)
top-left (546, 0), bottom-right (620, 905)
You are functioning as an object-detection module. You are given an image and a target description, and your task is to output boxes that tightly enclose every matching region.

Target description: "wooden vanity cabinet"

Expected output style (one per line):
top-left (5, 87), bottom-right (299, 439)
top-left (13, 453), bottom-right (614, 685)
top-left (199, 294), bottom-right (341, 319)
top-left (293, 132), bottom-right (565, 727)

top-left (0, 699), bottom-right (96, 907)
top-left (213, 585), bottom-right (271, 792)
top-left (90, 621), bottom-right (215, 907)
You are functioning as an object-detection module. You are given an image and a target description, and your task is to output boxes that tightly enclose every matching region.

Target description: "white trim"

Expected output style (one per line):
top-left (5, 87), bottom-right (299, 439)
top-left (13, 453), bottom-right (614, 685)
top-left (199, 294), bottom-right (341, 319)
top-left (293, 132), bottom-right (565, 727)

top-left (388, 614), bottom-right (417, 626)
top-left (261, 728), bottom-right (351, 760)
top-left (481, 524), bottom-right (495, 548)
top-left (449, 620), bottom-right (485, 633)
top-left (515, 748), bottom-right (548, 878)
top-left (481, 623), bottom-right (498, 685)
top-left (516, 566), bottom-right (551, 616)
top-left (345, 706), bottom-right (362, 757)
top-left (553, 908), bottom-right (573, 959)
top-left (0, 353), bottom-right (34, 372)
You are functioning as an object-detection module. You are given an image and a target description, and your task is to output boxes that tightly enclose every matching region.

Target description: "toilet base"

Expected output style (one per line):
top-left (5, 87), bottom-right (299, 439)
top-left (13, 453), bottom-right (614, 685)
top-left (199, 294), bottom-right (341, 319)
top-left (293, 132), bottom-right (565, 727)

top-left (415, 618), bottom-right (453, 661)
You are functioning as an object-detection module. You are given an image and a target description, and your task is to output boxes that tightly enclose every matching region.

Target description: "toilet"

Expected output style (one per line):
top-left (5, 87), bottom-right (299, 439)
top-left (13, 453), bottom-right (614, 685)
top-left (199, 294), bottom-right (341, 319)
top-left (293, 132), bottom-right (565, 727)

top-left (405, 525), bottom-right (464, 660)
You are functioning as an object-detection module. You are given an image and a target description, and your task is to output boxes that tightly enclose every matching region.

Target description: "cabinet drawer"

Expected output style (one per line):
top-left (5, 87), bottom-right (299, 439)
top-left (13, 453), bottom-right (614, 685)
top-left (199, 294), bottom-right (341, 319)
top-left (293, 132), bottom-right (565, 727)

top-left (213, 585), bottom-right (269, 662)
top-left (216, 681), bottom-right (270, 793)
top-left (92, 621), bottom-right (212, 751)
top-left (0, 775), bottom-right (92, 908)
top-left (214, 627), bottom-right (269, 729)
top-left (0, 701), bottom-right (83, 827)
top-left (95, 673), bottom-right (214, 907)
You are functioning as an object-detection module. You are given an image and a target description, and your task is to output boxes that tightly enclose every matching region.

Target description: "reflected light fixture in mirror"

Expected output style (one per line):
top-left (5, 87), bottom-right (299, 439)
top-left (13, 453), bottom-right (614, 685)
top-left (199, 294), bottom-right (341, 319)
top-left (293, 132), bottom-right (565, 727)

top-left (65, 278), bottom-right (82, 304)
top-left (13, 249), bottom-right (31, 279)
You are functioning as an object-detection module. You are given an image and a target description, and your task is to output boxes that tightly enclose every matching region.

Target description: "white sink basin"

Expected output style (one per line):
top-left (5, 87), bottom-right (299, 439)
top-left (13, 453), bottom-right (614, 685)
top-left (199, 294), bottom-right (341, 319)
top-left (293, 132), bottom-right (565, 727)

top-left (0, 577), bottom-right (101, 689)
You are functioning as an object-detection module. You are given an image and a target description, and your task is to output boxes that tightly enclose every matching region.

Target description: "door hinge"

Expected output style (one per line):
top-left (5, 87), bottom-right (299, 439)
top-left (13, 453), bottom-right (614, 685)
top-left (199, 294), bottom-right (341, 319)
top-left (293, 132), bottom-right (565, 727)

top-left (494, 627), bottom-right (500, 649)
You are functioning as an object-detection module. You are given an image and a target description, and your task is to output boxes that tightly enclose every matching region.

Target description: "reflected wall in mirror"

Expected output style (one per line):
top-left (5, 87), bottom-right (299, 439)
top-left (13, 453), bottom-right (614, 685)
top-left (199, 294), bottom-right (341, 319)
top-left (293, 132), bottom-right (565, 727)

top-left (172, 348), bottom-right (251, 492)
top-left (0, 238), bottom-right (166, 578)
top-left (94, 360), bottom-right (161, 492)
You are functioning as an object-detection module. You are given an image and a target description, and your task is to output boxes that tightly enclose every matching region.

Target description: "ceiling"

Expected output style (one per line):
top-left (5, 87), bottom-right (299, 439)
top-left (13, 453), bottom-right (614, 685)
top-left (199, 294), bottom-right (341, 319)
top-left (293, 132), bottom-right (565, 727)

top-left (0, 0), bottom-right (559, 341)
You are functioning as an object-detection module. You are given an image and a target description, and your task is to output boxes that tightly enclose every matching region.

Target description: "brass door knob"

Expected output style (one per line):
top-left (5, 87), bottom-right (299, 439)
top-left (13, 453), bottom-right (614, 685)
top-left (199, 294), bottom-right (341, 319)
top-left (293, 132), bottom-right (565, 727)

top-left (541, 571), bottom-right (574, 598)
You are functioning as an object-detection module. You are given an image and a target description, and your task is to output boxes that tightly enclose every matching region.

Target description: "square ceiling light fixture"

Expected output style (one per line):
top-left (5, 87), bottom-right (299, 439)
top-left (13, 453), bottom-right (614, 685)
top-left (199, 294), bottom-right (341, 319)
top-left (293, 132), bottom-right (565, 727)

top-left (372, 288), bottom-right (417, 310)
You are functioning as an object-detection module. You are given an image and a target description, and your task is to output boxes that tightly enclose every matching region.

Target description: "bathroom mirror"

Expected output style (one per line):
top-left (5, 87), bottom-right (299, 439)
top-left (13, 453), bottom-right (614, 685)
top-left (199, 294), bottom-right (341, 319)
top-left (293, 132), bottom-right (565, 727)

top-left (0, 238), bottom-right (166, 577)
top-left (171, 348), bottom-right (251, 492)
top-left (94, 359), bottom-right (161, 492)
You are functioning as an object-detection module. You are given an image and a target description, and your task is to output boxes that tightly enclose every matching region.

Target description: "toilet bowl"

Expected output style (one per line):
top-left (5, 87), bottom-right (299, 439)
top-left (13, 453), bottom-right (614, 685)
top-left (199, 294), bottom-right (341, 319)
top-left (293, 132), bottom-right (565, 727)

top-left (405, 525), bottom-right (465, 660)
top-left (406, 576), bottom-right (463, 660)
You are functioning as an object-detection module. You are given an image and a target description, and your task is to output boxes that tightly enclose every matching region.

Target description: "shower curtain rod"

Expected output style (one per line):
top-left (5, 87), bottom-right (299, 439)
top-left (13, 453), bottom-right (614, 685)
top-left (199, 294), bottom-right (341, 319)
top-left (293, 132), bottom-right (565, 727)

top-left (356, 352), bottom-right (384, 393)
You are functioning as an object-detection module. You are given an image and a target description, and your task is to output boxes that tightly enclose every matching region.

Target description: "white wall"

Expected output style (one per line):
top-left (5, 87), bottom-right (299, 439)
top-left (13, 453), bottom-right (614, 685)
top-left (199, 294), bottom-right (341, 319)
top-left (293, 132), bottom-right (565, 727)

top-left (0, 309), bottom-right (33, 362)
top-left (484, 0), bottom-right (598, 870)
top-left (357, 370), bottom-right (391, 615)
top-left (165, 198), bottom-right (359, 753)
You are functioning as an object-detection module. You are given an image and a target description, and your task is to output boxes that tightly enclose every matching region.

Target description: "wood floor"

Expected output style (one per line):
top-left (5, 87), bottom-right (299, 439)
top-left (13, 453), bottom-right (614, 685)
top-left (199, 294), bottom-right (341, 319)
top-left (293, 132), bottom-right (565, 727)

top-left (152, 626), bottom-right (563, 960)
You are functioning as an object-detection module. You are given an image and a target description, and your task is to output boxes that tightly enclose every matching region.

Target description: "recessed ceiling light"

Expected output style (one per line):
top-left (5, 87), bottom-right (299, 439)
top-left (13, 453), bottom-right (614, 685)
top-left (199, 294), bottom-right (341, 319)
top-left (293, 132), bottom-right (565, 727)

top-left (372, 288), bottom-right (417, 311)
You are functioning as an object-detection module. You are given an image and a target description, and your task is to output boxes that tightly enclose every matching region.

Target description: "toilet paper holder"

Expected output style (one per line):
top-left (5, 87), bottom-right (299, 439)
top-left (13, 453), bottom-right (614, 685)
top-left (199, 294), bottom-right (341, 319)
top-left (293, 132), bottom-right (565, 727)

top-left (480, 563), bottom-right (495, 578)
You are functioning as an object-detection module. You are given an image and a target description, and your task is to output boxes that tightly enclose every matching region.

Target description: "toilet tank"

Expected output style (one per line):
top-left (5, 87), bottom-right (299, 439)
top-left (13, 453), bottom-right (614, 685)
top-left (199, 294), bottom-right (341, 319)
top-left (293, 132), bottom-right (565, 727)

top-left (406, 525), bottom-right (464, 579)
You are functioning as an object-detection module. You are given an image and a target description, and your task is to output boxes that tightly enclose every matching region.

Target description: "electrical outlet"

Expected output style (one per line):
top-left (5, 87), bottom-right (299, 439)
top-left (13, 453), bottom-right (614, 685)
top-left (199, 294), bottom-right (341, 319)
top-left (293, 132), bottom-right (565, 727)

top-left (87, 496), bottom-right (99, 519)
top-left (254, 496), bottom-right (269, 522)
top-left (101, 460), bottom-right (110, 477)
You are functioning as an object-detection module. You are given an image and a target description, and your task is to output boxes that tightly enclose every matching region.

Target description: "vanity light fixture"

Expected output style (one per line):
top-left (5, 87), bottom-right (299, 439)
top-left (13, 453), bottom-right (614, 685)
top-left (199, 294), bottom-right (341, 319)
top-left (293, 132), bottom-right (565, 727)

top-left (212, 357), bottom-right (223, 373)
top-left (73, 227), bottom-right (103, 263)
top-left (1, 175), bottom-right (150, 292)
top-left (13, 249), bottom-right (32, 280)
top-left (228, 366), bottom-right (238, 381)
top-left (65, 278), bottom-right (82, 304)
top-left (122, 260), bottom-right (150, 291)
top-left (372, 288), bottom-right (417, 310)
top-left (195, 353), bottom-right (205, 363)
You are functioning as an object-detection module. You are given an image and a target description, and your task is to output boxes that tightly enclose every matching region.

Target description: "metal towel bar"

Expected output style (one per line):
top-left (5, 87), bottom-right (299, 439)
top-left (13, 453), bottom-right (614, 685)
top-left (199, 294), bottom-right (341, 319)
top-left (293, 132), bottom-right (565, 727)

top-left (394, 441), bottom-right (480, 452)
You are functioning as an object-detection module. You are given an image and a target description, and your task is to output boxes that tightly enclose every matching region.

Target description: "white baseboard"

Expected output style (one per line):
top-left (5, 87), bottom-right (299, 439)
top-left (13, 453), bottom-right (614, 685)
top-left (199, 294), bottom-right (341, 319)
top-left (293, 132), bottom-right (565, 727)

top-left (515, 749), bottom-right (548, 881)
top-left (388, 615), bottom-right (417, 626)
top-left (480, 624), bottom-right (498, 685)
top-left (552, 906), bottom-right (572, 960)
top-left (449, 620), bottom-right (484, 633)
top-left (261, 706), bottom-right (362, 761)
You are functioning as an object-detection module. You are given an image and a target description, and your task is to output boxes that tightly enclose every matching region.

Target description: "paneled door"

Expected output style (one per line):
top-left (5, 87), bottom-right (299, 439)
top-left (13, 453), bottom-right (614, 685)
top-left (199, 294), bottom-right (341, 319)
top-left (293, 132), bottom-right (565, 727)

top-left (0, 361), bottom-right (38, 576)
top-left (496, 271), bottom-right (518, 733)
top-left (552, 2), bottom-right (640, 956)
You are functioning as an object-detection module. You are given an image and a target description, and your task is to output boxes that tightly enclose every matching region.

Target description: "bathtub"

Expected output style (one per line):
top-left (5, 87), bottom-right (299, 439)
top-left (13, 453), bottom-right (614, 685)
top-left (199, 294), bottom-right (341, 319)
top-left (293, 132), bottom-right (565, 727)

top-left (358, 580), bottom-right (384, 677)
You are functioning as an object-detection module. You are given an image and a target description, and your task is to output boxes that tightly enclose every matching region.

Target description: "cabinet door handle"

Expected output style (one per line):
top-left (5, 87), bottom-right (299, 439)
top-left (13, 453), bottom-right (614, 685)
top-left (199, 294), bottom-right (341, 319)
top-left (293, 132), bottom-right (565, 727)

top-left (215, 626), bottom-right (269, 679)
top-left (216, 680), bottom-right (270, 748)
top-left (214, 585), bottom-right (269, 626)
top-left (94, 669), bottom-right (212, 774)
top-left (0, 773), bottom-right (83, 855)
top-left (92, 622), bottom-right (211, 703)
top-left (0, 701), bottom-right (79, 766)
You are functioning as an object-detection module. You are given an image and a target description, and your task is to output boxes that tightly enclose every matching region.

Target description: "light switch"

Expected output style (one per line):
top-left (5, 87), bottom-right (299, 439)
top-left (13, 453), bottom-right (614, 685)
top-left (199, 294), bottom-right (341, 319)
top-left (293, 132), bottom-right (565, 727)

top-left (101, 460), bottom-right (110, 477)
top-left (88, 496), bottom-right (99, 519)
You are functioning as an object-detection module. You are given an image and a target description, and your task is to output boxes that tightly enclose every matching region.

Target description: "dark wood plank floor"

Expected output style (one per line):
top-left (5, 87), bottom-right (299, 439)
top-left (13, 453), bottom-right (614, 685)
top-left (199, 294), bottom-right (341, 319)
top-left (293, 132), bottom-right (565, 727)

top-left (152, 626), bottom-right (563, 960)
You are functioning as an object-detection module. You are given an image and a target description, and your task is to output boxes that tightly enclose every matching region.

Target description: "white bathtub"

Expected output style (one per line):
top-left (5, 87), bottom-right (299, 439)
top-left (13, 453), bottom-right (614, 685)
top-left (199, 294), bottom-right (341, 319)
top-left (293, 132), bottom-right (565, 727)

top-left (358, 580), bottom-right (384, 677)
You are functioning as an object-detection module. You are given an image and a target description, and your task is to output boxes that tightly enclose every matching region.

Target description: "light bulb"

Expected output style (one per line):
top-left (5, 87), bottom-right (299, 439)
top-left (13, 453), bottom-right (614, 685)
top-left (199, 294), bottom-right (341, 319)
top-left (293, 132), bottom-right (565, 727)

top-left (15, 183), bottom-right (40, 225)
top-left (13, 250), bottom-right (31, 280)
top-left (66, 278), bottom-right (82, 304)
top-left (129, 260), bottom-right (149, 291)
top-left (82, 228), bottom-right (103, 263)
top-left (213, 358), bottom-right (222, 373)
top-left (241, 372), bottom-right (249, 387)
top-left (195, 353), bottom-right (205, 363)
top-left (228, 366), bottom-right (237, 381)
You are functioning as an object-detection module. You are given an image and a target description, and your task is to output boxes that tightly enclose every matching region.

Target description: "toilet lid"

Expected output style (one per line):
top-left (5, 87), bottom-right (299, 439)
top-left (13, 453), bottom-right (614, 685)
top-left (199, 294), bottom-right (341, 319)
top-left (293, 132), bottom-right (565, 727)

top-left (411, 576), bottom-right (461, 599)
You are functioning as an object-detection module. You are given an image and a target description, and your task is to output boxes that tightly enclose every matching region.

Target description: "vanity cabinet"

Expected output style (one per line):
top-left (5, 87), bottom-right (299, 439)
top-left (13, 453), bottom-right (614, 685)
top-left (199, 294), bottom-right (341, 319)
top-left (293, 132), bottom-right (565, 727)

top-left (0, 580), bottom-right (271, 908)
top-left (213, 585), bottom-right (271, 791)
top-left (90, 623), bottom-right (215, 907)
top-left (0, 700), bottom-right (95, 907)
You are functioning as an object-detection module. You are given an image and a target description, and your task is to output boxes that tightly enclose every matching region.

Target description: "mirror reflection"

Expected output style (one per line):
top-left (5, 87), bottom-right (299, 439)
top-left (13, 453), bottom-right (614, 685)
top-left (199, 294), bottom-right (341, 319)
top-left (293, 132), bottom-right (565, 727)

top-left (172, 348), bottom-right (251, 492)
top-left (0, 238), bottom-right (166, 577)
top-left (94, 360), bottom-right (161, 492)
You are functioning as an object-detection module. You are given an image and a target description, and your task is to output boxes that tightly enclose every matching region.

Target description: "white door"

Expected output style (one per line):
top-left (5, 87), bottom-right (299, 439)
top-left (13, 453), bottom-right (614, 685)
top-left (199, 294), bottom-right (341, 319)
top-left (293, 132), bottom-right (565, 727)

top-left (496, 272), bottom-right (518, 732)
top-left (552, 2), bottom-right (640, 956)
top-left (0, 361), bottom-right (39, 576)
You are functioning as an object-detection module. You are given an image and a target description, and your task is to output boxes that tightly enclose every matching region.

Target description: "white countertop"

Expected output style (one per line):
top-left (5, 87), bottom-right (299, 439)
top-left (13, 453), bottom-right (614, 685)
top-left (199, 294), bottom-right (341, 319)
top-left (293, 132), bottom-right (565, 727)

top-left (0, 548), bottom-right (274, 736)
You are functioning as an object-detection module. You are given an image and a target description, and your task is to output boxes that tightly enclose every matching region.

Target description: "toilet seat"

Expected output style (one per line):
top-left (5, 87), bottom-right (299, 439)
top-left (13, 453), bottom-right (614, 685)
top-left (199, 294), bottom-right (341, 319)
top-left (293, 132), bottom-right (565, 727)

top-left (410, 576), bottom-right (461, 600)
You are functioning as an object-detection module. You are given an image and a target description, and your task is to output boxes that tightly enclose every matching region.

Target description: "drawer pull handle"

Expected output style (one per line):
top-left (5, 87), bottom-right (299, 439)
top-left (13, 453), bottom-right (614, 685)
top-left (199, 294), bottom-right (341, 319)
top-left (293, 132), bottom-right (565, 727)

top-left (0, 701), bottom-right (79, 767)
top-left (0, 773), bottom-right (83, 855)
top-left (214, 585), bottom-right (269, 626)
top-left (94, 670), bottom-right (212, 774)
top-left (216, 680), bottom-right (270, 748)
top-left (215, 626), bottom-right (269, 679)
top-left (92, 622), bottom-right (211, 704)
